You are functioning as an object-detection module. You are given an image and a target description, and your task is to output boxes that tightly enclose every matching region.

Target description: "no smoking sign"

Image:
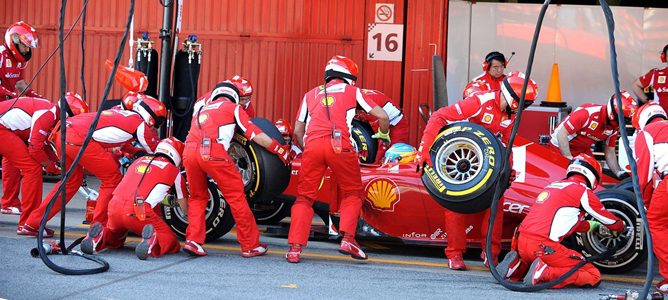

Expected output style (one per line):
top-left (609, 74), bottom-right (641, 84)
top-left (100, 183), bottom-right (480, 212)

top-left (375, 3), bottom-right (394, 24)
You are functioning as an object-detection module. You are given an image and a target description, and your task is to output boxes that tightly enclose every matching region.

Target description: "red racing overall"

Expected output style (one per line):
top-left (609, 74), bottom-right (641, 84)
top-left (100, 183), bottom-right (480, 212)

top-left (0, 45), bottom-right (43, 211)
top-left (638, 68), bottom-right (668, 114)
top-left (517, 176), bottom-right (623, 287)
top-left (635, 119), bottom-right (668, 287)
top-left (0, 98), bottom-right (57, 227)
top-left (289, 79), bottom-right (378, 246)
top-left (92, 156), bottom-right (185, 257)
top-left (419, 91), bottom-right (514, 263)
top-left (360, 89), bottom-right (409, 163)
top-left (183, 99), bottom-right (264, 252)
top-left (469, 71), bottom-right (505, 91)
top-left (24, 110), bottom-right (159, 229)
top-left (549, 104), bottom-right (618, 156)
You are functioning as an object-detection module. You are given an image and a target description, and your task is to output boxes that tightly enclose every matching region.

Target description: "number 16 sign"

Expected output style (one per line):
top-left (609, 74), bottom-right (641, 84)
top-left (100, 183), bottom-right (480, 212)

top-left (367, 23), bottom-right (404, 62)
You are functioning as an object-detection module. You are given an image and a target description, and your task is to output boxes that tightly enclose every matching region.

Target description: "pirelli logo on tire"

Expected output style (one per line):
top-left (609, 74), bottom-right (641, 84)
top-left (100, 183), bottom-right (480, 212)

top-left (424, 165), bottom-right (446, 193)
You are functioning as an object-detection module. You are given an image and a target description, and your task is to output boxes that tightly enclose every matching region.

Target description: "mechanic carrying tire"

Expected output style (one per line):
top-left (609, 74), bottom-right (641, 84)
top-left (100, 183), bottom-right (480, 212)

top-left (181, 78), bottom-right (290, 257)
top-left (286, 55), bottom-right (390, 263)
top-left (415, 71), bottom-right (538, 270)
top-left (630, 103), bottom-right (668, 293)
top-left (496, 154), bottom-right (624, 288)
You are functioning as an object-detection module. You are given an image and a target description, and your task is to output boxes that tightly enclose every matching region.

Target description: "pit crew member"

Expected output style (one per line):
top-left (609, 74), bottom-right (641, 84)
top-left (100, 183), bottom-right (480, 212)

top-left (22, 96), bottom-right (164, 236)
top-left (286, 55), bottom-right (390, 263)
top-left (631, 103), bottom-right (668, 293)
top-left (358, 88), bottom-right (409, 163)
top-left (81, 137), bottom-right (186, 260)
top-left (414, 71), bottom-right (538, 270)
top-left (0, 94), bottom-right (87, 234)
top-left (182, 80), bottom-right (290, 257)
top-left (497, 154), bottom-right (624, 288)
top-left (632, 44), bottom-right (668, 113)
top-left (550, 91), bottom-right (637, 179)
top-left (465, 51), bottom-right (508, 92)
top-left (1, 21), bottom-right (42, 215)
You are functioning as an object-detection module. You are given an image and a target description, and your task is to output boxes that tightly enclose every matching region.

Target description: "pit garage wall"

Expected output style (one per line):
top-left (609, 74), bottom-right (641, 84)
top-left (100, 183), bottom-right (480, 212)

top-left (447, 1), bottom-right (668, 108)
top-left (1, 0), bottom-right (448, 145)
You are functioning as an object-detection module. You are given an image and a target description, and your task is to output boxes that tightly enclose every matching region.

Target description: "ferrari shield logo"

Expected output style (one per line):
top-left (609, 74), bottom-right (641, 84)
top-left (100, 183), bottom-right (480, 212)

top-left (659, 76), bottom-right (666, 84)
top-left (536, 191), bottom-right (549, 203)
top-left (481, 113), bottom-right (493, 124)
top-left (588, 121), bottom-right (598, 130)
top-left (365, 178), bottom-right (400, 212)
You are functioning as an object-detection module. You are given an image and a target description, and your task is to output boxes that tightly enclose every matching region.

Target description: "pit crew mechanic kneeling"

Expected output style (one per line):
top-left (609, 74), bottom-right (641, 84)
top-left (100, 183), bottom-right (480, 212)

top-left (631, 103), bottom-right (668, 293)
top-left (22, 97), bottom-right (164, 236)
top-left (286, 55), bottom-right (390, 263)
top-left (182, 79), bottom-right (290, 257)
top-left (550, 91), bottom-right (637, 179)
top-left (496, 154), bottom-right (624, 288)
top-left (81, 137), bottom-right (186, 260)
top-left (414, 71), bottom-right (537, 270)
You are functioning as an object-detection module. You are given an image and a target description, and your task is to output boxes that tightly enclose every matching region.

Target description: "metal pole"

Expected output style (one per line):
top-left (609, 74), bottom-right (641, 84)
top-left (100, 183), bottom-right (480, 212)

top-left (158, 0), bottom-right (174, 138)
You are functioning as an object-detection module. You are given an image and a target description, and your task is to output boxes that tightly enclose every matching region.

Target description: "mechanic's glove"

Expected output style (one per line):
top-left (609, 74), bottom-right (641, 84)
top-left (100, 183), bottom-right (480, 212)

top-left (615, 170), bottom-right (630, 180)
top-left (269, 139), bottom-right (291, 165)
top-left (414, 141), bottom-right (433, 172)
top-left (371, 129), bottom-right (391, 146)
top-left (587, 220), bottom-right (601, 233)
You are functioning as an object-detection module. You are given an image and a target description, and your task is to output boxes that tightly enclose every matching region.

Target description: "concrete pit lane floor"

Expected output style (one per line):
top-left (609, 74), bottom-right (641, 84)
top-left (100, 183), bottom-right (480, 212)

top-left (0, 178), bottom-right (659, 299)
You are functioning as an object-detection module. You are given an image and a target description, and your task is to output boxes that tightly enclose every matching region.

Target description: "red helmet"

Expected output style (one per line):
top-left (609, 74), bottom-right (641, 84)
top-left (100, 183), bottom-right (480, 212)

top-left (210, 81), bottom-right (240, 104)
top-left (324, 55), bottom-right (358, 85)
top-left (229, 75), bottom-right (253, 97)
top-left (632, 103), bottom-right (667, 130)
top-left (274, 118), bottom-right (293, 144)
top-left (462, 80), bottom-right (491, 98)
top-left (155, 137), bottom-right (185, 167)
top-left (131, 95), bottom-right (166, 127)
top-left (4, 21), bottom-right (38, 64)
top-left (61, 92), bottom-right (89, 117)
top-left (606, 90), bottom-right (638, 123)
top-left (501, 71), bottom-right (538, 111)
top-left (566, 154), bottom-right (602, 189)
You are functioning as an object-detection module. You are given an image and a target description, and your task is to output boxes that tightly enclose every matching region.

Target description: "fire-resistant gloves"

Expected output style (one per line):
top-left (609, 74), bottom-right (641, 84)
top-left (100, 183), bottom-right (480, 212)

top-left (371, 129), bottom-right (391, 146)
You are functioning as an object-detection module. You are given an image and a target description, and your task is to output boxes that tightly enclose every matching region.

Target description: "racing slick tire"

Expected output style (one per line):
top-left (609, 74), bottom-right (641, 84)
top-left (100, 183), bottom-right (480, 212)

top-left (252, 200), bottom-right (292, 225)
top-left (229, 117), bottom-right (291, 204)
top-left (420, 123), bottom-right (507, 214)
top-left (612, 177), bottom-right (634, 193)
top-left (351, 120), bottom-right (378, 164)
top-left (575, 189), bottom-right (646, 274)
top-left (163, 172), bottom-right (236, 242)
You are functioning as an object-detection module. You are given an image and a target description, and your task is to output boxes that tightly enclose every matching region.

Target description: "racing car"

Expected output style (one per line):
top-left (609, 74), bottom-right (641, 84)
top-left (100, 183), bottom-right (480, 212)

top-left (162, 115), bottom-right (646, 274)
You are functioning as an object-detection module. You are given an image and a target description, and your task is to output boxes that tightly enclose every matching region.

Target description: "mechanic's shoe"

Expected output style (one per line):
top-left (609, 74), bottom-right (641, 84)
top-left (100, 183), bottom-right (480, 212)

top-left (448, 255), bottom-right (467, 270)
top-left (286, 244), bottom-right (302, 263)
top-left (183, 240), bottom-right (207, 256)
top-left (81, 222), bottom-right (104, 254)
top-left (1, 206), bottom-right (21, 215)
top-left (657, 279), bottom-right (668, 294)
top-left (242, 243), bottom-right (268, 258)
top-left (523, 258), bottom-right (549, 286)
top-left (338, 236), bottom-right (368, 260)
top-left (496, 251), bottom-right (520, 279)
top-left (18, 224), bottom-right (54, 238)
top-left (135, 224), bottom-right (157, 260)
top-left (481, 250), bottom-right (498, 268)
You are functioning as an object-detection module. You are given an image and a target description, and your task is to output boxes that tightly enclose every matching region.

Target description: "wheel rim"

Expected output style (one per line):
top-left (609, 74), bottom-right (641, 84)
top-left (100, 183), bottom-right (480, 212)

top-left (173, 180), bottom-right (218, 224)
top-left (584, 198), bottom-right (639, 267)
top-left (228, 142), bottom-right (253, 186)
top-left (435, 137), bottom-right (483, 185)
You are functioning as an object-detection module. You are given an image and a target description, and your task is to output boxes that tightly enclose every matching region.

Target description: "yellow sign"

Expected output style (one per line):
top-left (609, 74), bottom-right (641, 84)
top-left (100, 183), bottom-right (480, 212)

top-left (536, 191), bottom-right (549, 203)
top-left (198, 113), bottom-right (209, 124)
top-left (365, 178), bottom-right (400, 211)
top-left (136, 164), bottom-right (152, 174)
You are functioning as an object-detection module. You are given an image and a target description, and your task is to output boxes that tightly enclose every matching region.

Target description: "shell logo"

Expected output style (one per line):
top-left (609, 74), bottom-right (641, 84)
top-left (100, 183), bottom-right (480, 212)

top-left (321, 96), bottom-right (335, 106)
top-left (365, 178), bottom-right (400, 212)
top-left (136, 164), bottom-right (151, 174)
top-left (482, 113), bottom-right (493, 124)
top-left (589, 121), bottom-right (598, 130)
top-left (198, 113), bottom-right (208, 124)
top-left (536, 191), bottom-right (549, 203)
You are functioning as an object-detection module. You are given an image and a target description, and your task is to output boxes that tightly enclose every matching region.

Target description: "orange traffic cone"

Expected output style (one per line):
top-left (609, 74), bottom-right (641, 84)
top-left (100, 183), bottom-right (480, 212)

top-left (541, 63), bottom-right (566, 107)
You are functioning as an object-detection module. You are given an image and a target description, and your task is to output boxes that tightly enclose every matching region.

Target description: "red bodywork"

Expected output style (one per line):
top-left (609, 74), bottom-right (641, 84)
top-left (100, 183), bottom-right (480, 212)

top-left (282, 135), bottom-right (618, 247)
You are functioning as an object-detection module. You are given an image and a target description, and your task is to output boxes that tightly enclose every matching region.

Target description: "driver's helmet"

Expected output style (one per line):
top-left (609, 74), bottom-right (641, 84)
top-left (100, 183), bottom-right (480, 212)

top-left (383, 143), bottom-right (417, 164)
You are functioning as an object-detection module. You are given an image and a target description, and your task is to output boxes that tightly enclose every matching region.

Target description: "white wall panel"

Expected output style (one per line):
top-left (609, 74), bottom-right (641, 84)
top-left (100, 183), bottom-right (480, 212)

top-left (445, 0), bottom-right (472, 105)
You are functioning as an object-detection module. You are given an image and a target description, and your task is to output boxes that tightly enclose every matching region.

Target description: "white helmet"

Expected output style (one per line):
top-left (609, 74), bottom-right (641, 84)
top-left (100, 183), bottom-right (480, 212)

top-left (632, 103), bottom-right (667, 131)
top-left (155, 137), bottom-right (185, 167)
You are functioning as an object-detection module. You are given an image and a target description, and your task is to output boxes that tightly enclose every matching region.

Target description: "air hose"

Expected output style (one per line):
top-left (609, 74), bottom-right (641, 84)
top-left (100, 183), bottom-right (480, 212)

top-left (483, 0), bottom-right (654, 295)
top-left (35, 0), bottom-right (136, 275)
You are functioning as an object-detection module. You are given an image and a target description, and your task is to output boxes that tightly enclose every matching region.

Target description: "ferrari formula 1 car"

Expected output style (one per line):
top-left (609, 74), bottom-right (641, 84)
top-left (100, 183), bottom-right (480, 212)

top-left (162, 117), bottom-right (646, 274)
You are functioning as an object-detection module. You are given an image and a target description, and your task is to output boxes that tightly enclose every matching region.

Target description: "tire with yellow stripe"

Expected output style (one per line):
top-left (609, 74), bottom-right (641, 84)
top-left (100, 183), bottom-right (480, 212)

top-left (351, 120), bottom-right (378, 164)
top-left (421, 122), bottom-right (506, 214)
top-left (229, 117), bottom-right (291, 205)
